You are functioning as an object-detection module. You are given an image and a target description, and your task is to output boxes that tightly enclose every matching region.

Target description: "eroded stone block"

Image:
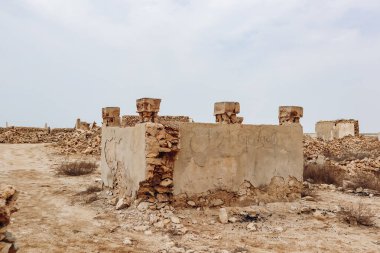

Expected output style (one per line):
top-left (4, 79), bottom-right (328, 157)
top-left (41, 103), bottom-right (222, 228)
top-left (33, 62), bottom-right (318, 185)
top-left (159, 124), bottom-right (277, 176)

top-left (214, 102), bottom-right (242, 124)
top-left (136, 98), bottom-right (161, 123)
top-left (102, 107), bottom-right (121, 127)
top-left (279, 106), bottom-right (303, 125)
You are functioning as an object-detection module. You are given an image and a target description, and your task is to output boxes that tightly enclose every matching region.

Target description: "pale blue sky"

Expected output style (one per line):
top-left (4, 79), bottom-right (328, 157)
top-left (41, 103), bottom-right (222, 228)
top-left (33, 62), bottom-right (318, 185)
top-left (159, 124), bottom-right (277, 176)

top-left (0, 0), bottom-right (379, 132)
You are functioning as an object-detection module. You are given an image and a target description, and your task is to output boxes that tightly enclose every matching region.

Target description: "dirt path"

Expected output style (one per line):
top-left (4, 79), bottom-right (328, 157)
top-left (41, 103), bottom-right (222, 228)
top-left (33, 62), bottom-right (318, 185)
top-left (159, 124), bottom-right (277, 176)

top-left (0, 144), bottom-right (129, 253)
top-left (1, 144), bottom-right (380, 253)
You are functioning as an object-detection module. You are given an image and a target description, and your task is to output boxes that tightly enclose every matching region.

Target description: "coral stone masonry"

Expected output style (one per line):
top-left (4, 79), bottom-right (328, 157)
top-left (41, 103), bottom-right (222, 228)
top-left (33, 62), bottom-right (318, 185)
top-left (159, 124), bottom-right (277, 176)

top-left (214, 102), bottom-right (243, 124)
top-left (278, 106), bottom-right (303, 125)
top-left (101, 99), bottom-right (304, 207)
top-left (102, 107), bottom-right (121, 127)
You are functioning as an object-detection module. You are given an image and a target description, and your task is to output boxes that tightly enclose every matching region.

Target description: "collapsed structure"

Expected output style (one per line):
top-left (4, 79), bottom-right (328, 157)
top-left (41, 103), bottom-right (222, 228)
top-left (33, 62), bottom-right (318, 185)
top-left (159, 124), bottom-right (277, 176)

top-left (101, 100), bottom-right (304, 207)
top-left (316, 119), bottom-right (359, 141)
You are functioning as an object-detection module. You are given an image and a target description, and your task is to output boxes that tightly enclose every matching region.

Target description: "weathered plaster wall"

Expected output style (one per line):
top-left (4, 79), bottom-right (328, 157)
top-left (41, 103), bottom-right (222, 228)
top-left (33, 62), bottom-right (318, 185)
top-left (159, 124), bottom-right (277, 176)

top-left (316, 121), bottom-right (356, 141)
top-left (101, 125), bottom-right (146, 198)
top-left (316, 121), bottom-right (335, 141)
top-left (335, 122), bottom-right (355, 139)
top-left (173, 123), bottom-right (303, 195)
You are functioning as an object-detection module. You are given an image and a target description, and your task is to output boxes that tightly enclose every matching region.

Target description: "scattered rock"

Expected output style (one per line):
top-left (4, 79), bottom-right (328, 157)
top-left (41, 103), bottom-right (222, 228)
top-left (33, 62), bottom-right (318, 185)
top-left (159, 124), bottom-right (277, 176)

top-left (246, 222), bottom-right (257, 231)
top-left (210, 199), bottom-right (224, 207)
top-left (170, 216), bottom-right (181, 224)
top-left (115, 197), bottom-right (131, 210)
top-left (219, 208), bottom-right (228, 224)
top-left (123, 237), bottom-right (133, 245)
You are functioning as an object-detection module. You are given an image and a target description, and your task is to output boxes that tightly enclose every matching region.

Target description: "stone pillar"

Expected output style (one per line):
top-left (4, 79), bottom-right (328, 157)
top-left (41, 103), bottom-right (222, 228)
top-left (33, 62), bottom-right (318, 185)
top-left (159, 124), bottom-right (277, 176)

top-left (75, 118), bottom-right (80, 129)
top-left (279, 106), bottom-right (303, 125)
top-left (136, 98), bottom-right (161, 123)
top-left (214, 102), bottom-right (243, 124)
top-left (102, 107), bottom-right (121, 127)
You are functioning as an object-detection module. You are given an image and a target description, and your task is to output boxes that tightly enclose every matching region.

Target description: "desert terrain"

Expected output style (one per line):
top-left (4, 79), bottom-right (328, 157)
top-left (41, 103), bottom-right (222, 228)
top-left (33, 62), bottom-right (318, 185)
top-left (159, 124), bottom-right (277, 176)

top-left (1, 132), bottom-right (380, 252)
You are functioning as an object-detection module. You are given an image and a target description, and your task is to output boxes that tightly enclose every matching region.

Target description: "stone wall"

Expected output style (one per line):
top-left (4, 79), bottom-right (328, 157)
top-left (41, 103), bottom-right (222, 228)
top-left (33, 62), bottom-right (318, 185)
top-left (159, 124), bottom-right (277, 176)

top-left (316, 119), bottom-right (359, 141)
top-left (100, 100), bottom-right (304, 207)
top-left (173, 123), bottom-right (303, 194)
top-left (101, 122), bottom-right (304, 206)
top-left (101, 125), bottom-right (146, 198)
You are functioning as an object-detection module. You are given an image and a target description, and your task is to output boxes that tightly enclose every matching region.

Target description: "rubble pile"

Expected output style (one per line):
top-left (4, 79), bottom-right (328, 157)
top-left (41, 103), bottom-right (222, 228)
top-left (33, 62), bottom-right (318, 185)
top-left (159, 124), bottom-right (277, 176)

top-left (51, 128), bottom-right (101, 156)
top-left (304, 135), bottom-right (380, 176)
top-left (0, 127), bottom-right (53, 143)
top-left (0, 127), bottom-right (101, 156)
top-left (137, 122), bottom-right (180, 204)
top-left (0, 185), bottom-right (18, 253)
top-left (304, 135), bottom-right (380, 161)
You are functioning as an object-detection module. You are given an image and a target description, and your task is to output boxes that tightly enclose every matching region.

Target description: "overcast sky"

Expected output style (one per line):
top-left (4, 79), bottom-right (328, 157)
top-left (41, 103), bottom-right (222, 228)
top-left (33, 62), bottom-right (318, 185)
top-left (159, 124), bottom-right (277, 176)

top-left (0, 0), bottom-right (379, 132)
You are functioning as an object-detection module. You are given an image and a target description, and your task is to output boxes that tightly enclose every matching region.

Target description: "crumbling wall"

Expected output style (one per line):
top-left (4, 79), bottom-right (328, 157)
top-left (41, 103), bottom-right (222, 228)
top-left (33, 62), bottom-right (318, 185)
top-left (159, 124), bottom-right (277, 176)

top-left (173, 123), bottom-right (303, 199)
top-left (75, 119), bottom-right (90, 130)
top-left (0, 185), bottom-right (18, 253)
top-left (100, 124), bottom-right (146, 198)
top-left (137, 122), bottom-right (180, 203)
top-left (316, 119), bottom-right (359, 141)
top-left (101, 100), bottom-right (304, 207)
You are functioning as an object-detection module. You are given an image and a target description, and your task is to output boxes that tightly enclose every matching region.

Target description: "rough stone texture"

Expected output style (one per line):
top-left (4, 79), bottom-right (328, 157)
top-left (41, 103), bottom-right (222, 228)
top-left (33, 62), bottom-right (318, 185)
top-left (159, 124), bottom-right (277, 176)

top-left (121, 115), bottom-right (191, 127)
top-left (137, 122), bottom-right (180, 203)
top-left (136, 98), bottom-right (161, 123)
top-left (173, 123), bottom-right (303, 195)
top-left (0, 127), bottom-right (101, 156)
top-left (0, 185), bottom-right (18, 253)
top-left (316, 119), bottom-right (359, 141)
top-left (102, 107), bottom-right (121, 127)
top-left (75, 118), bottom-right (90, 130)
top-left (279, 106), bottom-right (303, 125)
top-left (214, 102), bottom-right (243, 124)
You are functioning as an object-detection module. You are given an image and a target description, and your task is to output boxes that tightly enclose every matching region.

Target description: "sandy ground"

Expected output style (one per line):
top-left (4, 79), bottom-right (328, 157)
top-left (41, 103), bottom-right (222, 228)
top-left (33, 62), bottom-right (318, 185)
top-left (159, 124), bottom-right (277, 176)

top-left (1, 144), bottom-right (380, 253)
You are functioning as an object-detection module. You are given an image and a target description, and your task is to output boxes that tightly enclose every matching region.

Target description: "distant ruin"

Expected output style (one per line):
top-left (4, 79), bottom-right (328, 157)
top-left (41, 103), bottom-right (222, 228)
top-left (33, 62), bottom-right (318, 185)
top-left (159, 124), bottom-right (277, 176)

top-left (316, 119), bottom-right (359, 141)
top-left (100, 100), bottom-right (304, 207)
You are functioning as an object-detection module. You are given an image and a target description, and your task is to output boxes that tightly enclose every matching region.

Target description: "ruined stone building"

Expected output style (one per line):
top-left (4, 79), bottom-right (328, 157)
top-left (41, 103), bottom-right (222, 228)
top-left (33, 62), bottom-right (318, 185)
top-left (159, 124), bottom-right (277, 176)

top-left (100, 99), bottom-right (304, 207)
top-left (315, 119), bottom-right (359, 141)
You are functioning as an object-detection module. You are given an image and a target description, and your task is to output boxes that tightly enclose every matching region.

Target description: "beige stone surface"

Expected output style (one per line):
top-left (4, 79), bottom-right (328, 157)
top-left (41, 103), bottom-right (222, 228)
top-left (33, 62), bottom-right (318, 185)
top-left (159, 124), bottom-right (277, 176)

top-left (316, 121), bottom-right (356, 141)
top-left (100, 125), bottom-right (146, 197)
top-left (173, 123), bottom-right (303, 195)
top-left (278, 106), bottom-right (303, 125)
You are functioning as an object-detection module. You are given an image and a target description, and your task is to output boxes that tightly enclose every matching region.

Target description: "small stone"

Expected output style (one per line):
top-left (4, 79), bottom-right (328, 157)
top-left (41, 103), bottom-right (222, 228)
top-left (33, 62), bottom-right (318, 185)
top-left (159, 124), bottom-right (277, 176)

top-left (210, 199), bottom-right (224, 207)
top-left (313, 210), bottom-right (326, 220)
top-left (137, 202), bottom-right (150, 211)
top-left (274, 226), bottom-right (284, 232)
top-left (219, 208), bottom-right (228, 224)
top-left (109, 197), bottom-right (118, 206)
top-left (144, 230), bottom-right (153, 235)
top-left (187, 201), bottom-right (196, 207)
top-left (3, 232), bottom-right (16, 243)
top-left (228, 217), bottom-right (237, 223)
top-left (116, 197), bottom-right (131, 210)
top-left (123, 237), bottom-right (133, 245)
top-left (170, 216), bottom-right (181, 224)
top-left (133, 225), bottom-right (149, 232)
top-left (302, 196), bottom-right (314, 201)
top-left (355, 187), bottom-right (363, 193)
top-left (246, 222), bottom-right (257, 231)
top-left (160, 179), bottom-right (173, 187)
top-left (153, 221), bottom-right (164, 228)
